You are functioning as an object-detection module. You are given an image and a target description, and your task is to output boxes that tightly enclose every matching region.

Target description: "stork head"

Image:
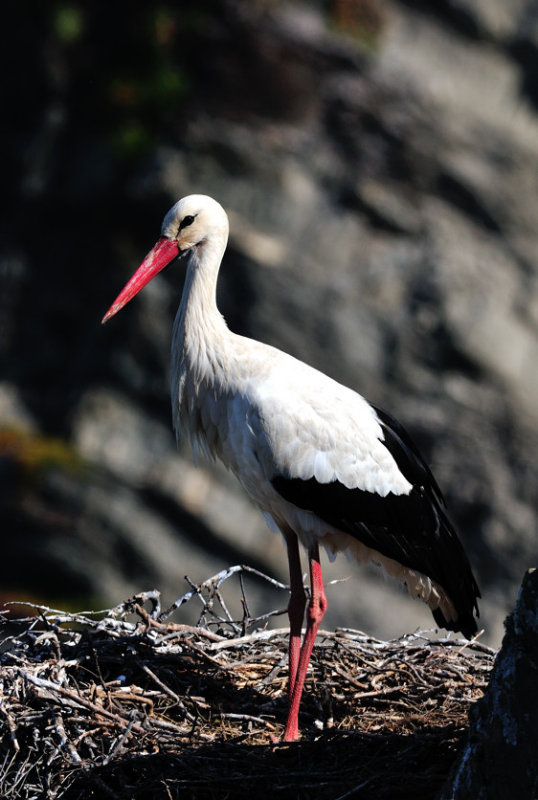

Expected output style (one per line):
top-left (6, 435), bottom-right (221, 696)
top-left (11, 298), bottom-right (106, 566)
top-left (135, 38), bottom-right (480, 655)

top-left (102, 194), bottom-right (228, 323)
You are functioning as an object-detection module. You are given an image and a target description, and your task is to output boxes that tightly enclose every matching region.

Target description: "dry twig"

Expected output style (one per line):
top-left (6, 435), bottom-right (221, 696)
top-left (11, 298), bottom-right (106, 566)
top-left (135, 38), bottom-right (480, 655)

top-left (0, 565), bottom-right (494, 799)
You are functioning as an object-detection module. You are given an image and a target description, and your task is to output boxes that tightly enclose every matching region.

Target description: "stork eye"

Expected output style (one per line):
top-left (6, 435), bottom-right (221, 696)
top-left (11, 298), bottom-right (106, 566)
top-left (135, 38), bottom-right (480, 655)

top-left (179, 214), bottom-right (196, 231)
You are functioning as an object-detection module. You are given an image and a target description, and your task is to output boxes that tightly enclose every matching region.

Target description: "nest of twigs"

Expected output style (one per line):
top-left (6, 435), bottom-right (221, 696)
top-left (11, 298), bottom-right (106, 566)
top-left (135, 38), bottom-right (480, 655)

top-left (0, 566), bottom-right (494, 800)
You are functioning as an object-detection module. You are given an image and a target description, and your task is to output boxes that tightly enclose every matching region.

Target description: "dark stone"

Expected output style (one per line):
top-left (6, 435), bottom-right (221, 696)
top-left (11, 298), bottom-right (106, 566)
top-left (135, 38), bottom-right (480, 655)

top-left (439, 569), bottom-right (538, 799)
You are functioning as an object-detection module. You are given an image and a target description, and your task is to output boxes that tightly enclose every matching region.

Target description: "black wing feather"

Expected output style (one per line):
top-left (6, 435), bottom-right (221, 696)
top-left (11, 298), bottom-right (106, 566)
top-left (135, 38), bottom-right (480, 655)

top-left (271, 406), bottom-right (480, 637)
top-left (372, 405), bottom-right (445, 504)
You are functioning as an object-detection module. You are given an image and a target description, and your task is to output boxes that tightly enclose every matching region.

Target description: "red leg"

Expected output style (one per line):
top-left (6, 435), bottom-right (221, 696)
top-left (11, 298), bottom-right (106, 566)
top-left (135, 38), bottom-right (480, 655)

top-left (283, 530), bottom-right (306, 700)
top-left (283, 540), bottom-right (327, 742)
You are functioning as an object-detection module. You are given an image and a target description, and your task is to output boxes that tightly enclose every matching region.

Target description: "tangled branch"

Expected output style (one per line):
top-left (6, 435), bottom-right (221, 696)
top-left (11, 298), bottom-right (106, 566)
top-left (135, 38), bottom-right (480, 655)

top-left (0, 566), bottom-right (494, 800)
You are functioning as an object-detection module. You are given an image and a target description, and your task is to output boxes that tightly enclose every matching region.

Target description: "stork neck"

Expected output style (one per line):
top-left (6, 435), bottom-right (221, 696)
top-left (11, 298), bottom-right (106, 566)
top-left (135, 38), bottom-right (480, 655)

top-left (175, 233), bottom-right (230, 364)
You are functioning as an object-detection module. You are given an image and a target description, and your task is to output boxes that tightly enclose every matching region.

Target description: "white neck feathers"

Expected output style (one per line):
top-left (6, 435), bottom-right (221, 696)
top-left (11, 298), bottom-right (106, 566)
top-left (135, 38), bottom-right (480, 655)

top-left (170, 225), bottom-right (231, 440)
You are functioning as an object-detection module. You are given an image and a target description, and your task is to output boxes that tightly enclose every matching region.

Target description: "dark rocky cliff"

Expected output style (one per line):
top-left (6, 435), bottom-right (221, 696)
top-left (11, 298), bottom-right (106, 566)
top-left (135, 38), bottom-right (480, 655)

top-left (2, 0), bottom-right (537, 645)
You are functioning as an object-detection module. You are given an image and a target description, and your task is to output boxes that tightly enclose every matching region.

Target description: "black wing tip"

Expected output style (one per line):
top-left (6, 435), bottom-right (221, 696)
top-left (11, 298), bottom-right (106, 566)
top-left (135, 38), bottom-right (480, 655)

top-left (432, 607), bottom-right (480, 640)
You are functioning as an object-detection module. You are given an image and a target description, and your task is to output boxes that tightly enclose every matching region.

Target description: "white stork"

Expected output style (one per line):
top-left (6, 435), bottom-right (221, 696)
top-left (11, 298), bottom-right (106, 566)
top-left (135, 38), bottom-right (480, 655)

top-left (103, 194), bottom-right (480, 741)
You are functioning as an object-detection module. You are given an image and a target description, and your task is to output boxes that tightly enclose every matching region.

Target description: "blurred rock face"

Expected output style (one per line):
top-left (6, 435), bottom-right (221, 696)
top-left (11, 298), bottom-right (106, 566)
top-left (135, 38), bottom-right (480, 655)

top-left (2, 1), bottom-right (537, 645)
top-left (439, 568), bottom-right (538, 799)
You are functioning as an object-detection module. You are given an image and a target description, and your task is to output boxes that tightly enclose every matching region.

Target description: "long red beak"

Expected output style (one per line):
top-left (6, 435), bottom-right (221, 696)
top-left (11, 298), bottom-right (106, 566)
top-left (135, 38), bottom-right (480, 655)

top-left (101, 237), bottom-right (179, 324)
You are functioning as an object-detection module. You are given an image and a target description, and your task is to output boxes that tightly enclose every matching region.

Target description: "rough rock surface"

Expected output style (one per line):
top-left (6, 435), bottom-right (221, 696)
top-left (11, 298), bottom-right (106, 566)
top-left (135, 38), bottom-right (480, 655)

top-left (2, 0), bottom-right (538, 645)
top-left (439, 568), bottom-right (538, 799)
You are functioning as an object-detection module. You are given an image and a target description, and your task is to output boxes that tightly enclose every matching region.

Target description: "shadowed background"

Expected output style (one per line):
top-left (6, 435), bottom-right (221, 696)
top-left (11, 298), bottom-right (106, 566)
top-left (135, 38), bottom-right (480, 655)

top-left (2, 0), bottom-right (538, 646)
